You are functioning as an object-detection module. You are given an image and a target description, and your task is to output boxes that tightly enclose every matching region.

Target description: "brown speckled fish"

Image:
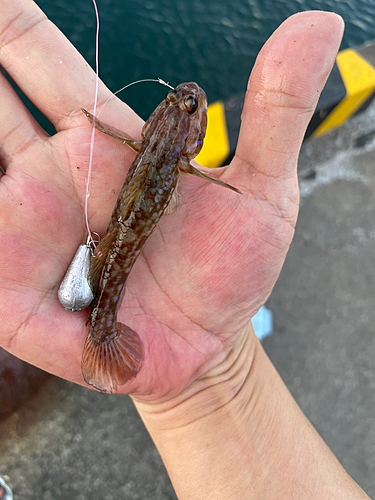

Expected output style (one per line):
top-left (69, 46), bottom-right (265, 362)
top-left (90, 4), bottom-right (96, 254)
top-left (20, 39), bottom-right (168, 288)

top-left (81, 82), bottom-right (241, 393)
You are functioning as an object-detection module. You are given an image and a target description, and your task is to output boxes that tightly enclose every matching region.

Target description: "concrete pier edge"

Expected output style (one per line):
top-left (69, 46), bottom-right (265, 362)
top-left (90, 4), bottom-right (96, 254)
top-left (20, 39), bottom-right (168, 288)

top-left (196, 39), bottom-right (375, 169)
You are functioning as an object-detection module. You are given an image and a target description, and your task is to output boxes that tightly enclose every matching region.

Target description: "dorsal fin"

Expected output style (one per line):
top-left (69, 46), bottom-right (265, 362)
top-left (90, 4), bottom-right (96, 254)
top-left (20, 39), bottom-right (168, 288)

top-left (108, 162), bottom-right (153, 233)
top-left (89, 163), bottom-right (153, 291)
top-left (88, 229), bottom-right (117, 294)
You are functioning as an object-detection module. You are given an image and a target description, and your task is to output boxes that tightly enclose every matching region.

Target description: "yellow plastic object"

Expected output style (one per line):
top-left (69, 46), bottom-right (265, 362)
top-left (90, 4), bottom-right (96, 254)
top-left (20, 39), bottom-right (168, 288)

top-left (195, 101), bottom-right (230, 168)
top-left (313, 49), bottom-right (375, 138)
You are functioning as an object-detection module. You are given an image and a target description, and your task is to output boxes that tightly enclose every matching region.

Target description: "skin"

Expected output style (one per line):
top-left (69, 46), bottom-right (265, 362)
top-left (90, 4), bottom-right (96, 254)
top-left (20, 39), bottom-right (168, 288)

top-left (0, 2), bottom-right (369, 498)
top-left (0, 0), bottom-right (302, 398)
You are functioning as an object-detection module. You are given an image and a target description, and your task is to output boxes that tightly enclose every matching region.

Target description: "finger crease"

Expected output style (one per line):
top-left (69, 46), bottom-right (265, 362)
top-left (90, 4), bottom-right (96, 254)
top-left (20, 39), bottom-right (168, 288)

top-left (0, 11), bottom-right (46, 53)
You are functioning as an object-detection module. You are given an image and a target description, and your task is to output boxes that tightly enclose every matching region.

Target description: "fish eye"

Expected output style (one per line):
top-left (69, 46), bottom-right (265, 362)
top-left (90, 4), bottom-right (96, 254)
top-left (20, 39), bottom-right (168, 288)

top-left (184, 95), bottom-right (198, 114)
top-left (166, 90), bottom-right (178, 103)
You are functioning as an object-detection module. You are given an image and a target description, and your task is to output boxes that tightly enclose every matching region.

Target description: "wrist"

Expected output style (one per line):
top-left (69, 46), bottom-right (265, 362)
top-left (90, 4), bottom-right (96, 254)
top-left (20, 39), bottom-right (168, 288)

top-left (132, 321), bottom-right (257, 431)
top-left (133, 322), bottom-right (369, 500)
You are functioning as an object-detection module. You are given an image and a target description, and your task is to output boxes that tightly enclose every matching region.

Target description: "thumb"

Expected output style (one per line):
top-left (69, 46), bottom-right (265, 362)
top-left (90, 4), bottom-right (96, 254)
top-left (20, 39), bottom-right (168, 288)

top-left (230, 11), bottom-right (344, 186)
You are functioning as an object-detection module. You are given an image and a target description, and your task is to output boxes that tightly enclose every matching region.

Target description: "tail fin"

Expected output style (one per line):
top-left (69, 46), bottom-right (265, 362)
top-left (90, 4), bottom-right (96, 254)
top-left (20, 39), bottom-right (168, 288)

top-left (81, 322), bottom-right (144, 393)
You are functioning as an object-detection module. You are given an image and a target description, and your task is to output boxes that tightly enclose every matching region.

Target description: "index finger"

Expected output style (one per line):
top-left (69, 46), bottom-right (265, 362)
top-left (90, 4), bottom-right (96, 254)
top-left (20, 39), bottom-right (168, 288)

top-left (0, 0), bottom-right (110, 130)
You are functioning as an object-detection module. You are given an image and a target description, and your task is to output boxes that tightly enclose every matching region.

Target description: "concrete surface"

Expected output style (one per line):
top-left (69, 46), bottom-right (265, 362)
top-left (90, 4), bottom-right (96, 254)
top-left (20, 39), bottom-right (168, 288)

top-left (267, 102), bottom-right (375, 497)
top-left (1, 101), bottom-right (375, 498)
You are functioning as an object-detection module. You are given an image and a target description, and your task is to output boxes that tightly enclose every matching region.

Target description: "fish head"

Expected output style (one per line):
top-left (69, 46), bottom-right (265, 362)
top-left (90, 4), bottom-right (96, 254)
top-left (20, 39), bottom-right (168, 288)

top-left (141, 81), bottom-right (208, 160)
top-left (168, 82), bottom-right (207, 160)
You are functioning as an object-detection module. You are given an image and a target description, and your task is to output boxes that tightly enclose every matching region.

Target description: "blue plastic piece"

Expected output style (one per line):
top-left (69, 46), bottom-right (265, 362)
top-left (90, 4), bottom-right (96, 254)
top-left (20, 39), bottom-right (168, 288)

top-left (252, 306), bottom-right (273, 341)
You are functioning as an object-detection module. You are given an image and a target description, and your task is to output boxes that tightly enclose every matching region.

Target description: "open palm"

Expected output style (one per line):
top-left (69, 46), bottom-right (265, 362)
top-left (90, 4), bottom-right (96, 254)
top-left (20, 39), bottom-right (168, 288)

top-left (0, 1), bottom-right (343, 400)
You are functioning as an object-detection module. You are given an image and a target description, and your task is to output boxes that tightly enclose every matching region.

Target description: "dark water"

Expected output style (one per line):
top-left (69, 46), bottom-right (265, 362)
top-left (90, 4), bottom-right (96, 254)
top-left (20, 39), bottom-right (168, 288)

top-left (29, 0), bottom-right (375, 123)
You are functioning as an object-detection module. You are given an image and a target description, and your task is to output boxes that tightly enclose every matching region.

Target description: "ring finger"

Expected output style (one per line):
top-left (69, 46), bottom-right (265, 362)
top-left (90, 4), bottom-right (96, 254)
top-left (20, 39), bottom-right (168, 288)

top-left (0, 70), bottom-right (46, 168)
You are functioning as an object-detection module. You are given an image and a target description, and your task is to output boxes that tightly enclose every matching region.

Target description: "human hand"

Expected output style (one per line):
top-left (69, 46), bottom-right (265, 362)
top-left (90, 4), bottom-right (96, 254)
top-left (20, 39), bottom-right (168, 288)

top-left (0, 2), bottom-right (342, 401)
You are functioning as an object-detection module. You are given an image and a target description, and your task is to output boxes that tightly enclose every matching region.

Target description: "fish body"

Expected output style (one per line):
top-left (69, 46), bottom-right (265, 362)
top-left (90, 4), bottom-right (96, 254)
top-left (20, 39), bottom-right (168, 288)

top-left (82, 82), bottom-right (209, 392)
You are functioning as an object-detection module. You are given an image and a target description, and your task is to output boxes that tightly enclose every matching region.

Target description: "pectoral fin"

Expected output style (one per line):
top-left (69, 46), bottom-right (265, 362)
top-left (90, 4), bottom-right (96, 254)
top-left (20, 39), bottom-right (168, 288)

top-left (178, 160), bottom-right (241, 194)
top-left (164, 178), bottom-right (184, 215)
top-left (81, 109), bottom-right (142, 153)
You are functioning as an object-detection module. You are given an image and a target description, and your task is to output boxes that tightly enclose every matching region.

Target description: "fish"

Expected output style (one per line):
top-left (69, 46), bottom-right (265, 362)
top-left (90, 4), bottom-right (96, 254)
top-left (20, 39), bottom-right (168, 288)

top-left (81, 82), bottom-right (241, 393)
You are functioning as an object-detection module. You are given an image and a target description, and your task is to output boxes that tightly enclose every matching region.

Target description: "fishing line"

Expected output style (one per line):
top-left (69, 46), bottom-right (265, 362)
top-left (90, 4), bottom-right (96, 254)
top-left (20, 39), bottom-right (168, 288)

top-left (85, 0), bottom-right (100, 248)
top-left (85, 2), bottom-right (174, 249)
top-left (59, 3), bottom-right (176, 312)
top-left (97, 78), bottom-right (175, 119)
